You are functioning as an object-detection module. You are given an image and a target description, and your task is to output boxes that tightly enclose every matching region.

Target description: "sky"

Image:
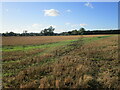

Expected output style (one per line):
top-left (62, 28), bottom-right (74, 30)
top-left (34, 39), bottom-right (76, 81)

top-left (1, 2), bottom-right (118, 33)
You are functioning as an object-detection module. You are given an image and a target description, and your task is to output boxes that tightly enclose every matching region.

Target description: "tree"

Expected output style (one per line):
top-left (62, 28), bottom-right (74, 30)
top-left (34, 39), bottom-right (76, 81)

top-left (48, 26), bottom-right (55, 35)
top-left (6, 31), bottom-right (16, 36)
top-left (40, 26), bottom-right (55, 36)
top-left (22, 30), bottom-right (28, 36)
top-left (71, 30), bottom-right (78, 35)
top-left (79, 28), bottom-right (86, 35)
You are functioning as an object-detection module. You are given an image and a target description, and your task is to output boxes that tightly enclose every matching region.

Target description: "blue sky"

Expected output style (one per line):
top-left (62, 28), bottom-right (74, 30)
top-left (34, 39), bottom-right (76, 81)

top-left (2, 2), bottom-right (118, 33)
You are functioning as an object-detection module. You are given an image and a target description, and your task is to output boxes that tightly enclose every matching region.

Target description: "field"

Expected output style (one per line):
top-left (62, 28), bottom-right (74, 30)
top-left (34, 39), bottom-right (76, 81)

top-left (2, 35), bottom-right (108, 46)
top-left (2, 35), bottom-right (119, 88)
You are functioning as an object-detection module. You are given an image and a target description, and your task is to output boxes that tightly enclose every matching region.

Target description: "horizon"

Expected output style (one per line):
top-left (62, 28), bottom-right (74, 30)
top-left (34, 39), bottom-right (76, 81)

top-left (1, 2), bottom-right (118, 33)
top-left (1, 28), bottom-right (119, 34)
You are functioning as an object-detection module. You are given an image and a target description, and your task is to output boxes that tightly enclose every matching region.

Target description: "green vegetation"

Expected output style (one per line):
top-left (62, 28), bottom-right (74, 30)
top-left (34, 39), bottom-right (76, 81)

top-left (2, 35), bottom-right (111, 52)
top-left (82, 35), bottom-right (111, 43)
top-left (2, 39), bottom-right (78, 52)
top-left (2, 26), bottom-right (120, 36)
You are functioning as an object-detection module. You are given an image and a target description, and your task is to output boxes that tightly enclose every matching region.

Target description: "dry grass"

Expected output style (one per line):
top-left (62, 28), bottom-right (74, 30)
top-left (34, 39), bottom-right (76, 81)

top-left (2, 35), bottom-right (108, 45)
top-left (2, 35), bottom-right (119, 88)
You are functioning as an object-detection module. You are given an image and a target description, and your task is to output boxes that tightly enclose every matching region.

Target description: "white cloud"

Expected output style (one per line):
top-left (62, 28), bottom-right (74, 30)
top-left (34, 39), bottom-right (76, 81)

top-left (65, 23), bottom-right (79, 28)
top-left (32, 24), bottom-right (42, 27)
top-left (31, 24), bottom-right (57, 32)
top-left (49, 25), bottom-right (56, 28)
top-left (44, 25), bottom-right (57, 29)
top-left (2, 24), bottom-right (58, 33)
top-left (43, 9), bottom-right (60, 16)
top-left (71, 24), bottom-right (78, 28)
top-left (80, 24), bottom-right (87, 27)
top-left (66, 9), bottom-right (72, 12)
top-left (85, 2), bottom-right (93, 8)
top-left (65, 22), bottom-right (71, 25)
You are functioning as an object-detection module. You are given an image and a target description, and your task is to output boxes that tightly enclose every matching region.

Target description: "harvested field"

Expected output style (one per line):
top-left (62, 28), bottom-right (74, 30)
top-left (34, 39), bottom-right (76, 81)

top-left (2, 35), bottom-right (109, 46)
top-left (2, 35), bottom-right (119, 88)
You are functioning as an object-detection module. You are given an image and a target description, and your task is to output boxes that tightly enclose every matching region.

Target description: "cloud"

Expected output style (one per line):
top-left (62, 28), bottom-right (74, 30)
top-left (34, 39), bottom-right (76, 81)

top-left (71, 24), bottom-right (78, 28)
top-left (66, 9), bottom-right (72, 12)
top-left (44, 25), bottom-right (57, 29)
top-left (31, 24), bottom-right (57, 31)
top-left (32, 24), bottom-right (39, 27)
top-left (32, 24), bottom-right (42, 27)
top-left (65, 23), bottom-right (78, 28)
top-left (2, 24), bottom-right (58, 33)
top-left (80, 24), bottom-right (87, 27)
top-left (85, 2), bottom-right (93, 8)
top-left (43, 9), bottom-right (60, 16)
top-left (49, 25), bottom-right (56, 28)
top-left (65, 22), bottom-right (71, 25)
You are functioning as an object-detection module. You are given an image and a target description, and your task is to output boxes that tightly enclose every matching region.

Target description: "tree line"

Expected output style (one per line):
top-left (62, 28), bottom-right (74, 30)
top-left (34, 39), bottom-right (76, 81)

top-left (1, 26), bottom-right (120, 36)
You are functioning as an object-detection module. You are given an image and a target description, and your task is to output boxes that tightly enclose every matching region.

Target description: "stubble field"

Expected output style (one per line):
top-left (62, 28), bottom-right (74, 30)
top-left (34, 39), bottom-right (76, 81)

top-left (2, 35), bottom-right (108, 46)
top-left (2, 35), bottom-right (119, 88)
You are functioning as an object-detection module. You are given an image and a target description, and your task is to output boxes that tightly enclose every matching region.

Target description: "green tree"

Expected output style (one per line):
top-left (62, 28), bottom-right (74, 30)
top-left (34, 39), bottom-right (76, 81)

top-left (40, 26), bottom-right (55, 36)
top-left (48, 26), bottom-right (55, 35)
top-left (71, 30), bottom-right (78, 35)
top-left (79, 28), bottom-right (86, 35)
